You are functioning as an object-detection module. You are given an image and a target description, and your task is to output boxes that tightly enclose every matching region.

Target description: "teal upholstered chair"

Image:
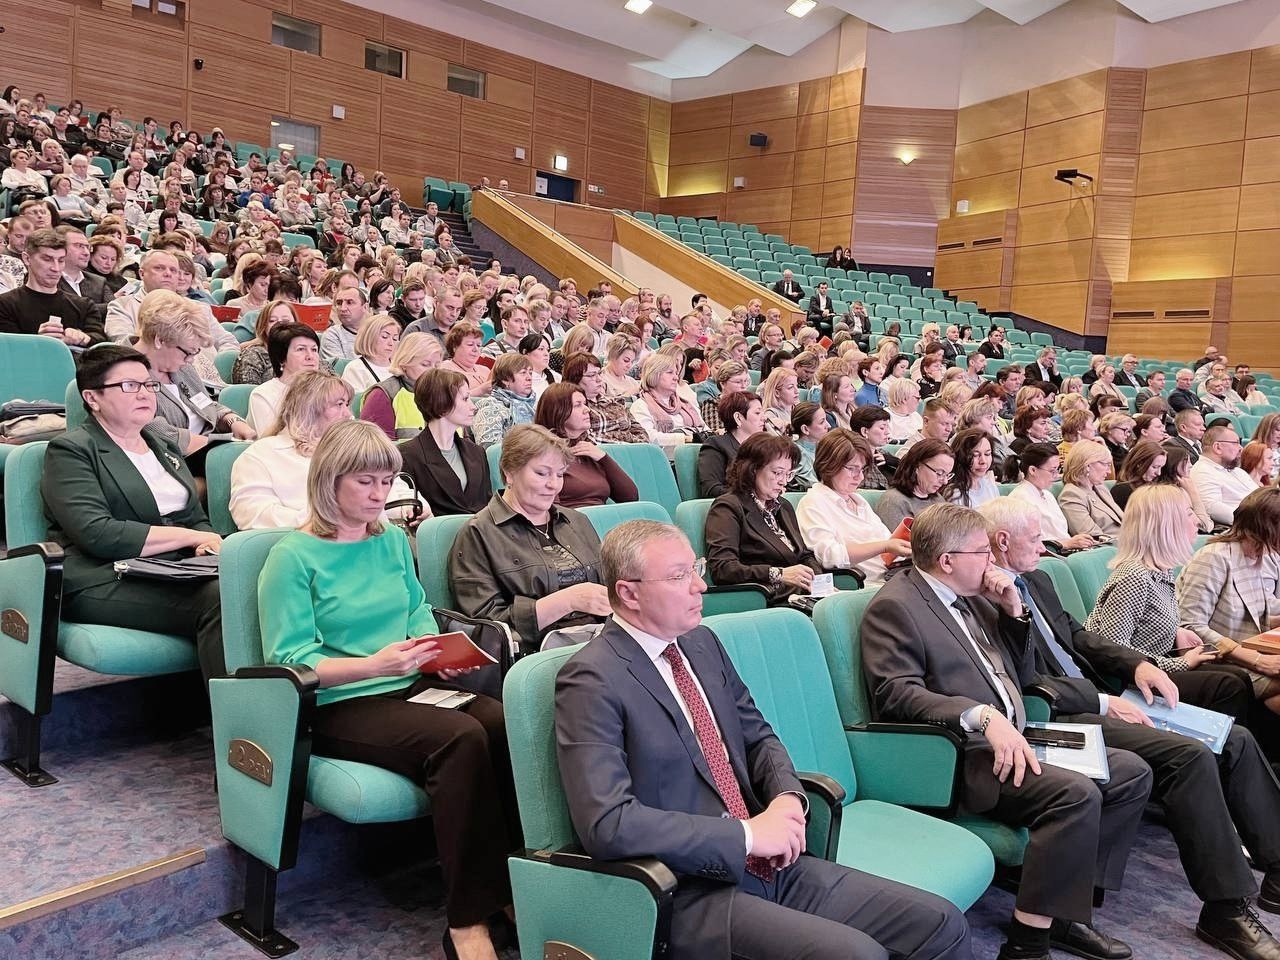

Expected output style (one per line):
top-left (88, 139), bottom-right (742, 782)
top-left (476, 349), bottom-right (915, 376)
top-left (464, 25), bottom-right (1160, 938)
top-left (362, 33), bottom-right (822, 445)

top-left (214, 349), bottom-right (240, 383)
top-left (211, 529), bottom-right (431, 954)
top-left (0, 332), bottom-right (75, 482)
top-left (1, 443), bottom-right (198, 785)
top-left (579, 501), bottom-right (670, 538)
top-left (709, 609), bottom-right (995, 908)
top-left (672, 498), bottom-right (769, 616)
top-left (600, 443), bottom-right (681, 518)
top-left (487, 441), bottom-right (503, 490)
top-left (218, 384), bottom-right (255, 419)
top-left (504, 646), bottom-right (678, 960)
top-left (415, 514), bottom-right (474, 610)
top-left (1039, 556), bottom-right (1089, 623)
top-left (811, 589), bottom-right (1041, 868)
top-left (205, 442), bottom-right (252, 536)
top-left (673, 442), bottom-right (701, 502)
top-left (1064, 546), bottom-right (1117, 612)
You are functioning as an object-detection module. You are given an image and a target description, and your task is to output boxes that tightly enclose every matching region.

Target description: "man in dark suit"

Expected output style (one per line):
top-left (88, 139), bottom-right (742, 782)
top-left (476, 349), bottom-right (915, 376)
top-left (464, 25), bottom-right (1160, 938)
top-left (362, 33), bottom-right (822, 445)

top-left (556, 519), bottom-right (970, 960)
top-left (806, 280), bottom-right (835, 333)
top-left (861, 503), bottom-right (1152, 960)
top-left (1029, 347), bottom-right (1062, 389)
top-left (940, 324), bottom-right (966, 367)
top-left (771, 268), bottom-right (804, 304)
top-left (1169, 367), bottom-right (1210, 415)
top-left (743, 297), bottom-right (767, 338)
top-left (981, 497), bottom-right (1280, 960)
top-left (1116, 355), bottom-right (1146, 390)
top-left (1167, 408), bottom-right (1206, 464)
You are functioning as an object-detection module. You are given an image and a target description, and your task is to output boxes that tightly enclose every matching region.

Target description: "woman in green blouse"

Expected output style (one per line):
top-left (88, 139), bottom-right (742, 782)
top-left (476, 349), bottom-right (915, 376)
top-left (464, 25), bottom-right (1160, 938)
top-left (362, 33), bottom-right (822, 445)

top-left (259, 420), bottom-right (516, 960)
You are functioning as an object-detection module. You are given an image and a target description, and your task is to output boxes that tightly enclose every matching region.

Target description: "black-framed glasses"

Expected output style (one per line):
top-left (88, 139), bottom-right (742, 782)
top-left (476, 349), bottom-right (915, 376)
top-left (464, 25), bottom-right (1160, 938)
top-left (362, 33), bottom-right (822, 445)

top-left (944, 549), bottom-right (993, 558)
top-left (171, 342), bottom-right (199, 360)
top-left (97, 379), bottom-right (161, 394)
top-left (920, 462), bottom-right (953, 481)
top-left (624, 558), bottom-right (707, 585)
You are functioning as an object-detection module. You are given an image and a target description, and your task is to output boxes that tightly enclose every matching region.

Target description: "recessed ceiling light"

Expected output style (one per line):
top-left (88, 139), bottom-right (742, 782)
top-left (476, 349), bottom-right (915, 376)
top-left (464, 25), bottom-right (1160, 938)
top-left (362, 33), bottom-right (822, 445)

top-left (624, 0), bottom-right (652, 13)
top-left (786, 0), bottom-right (817, 17)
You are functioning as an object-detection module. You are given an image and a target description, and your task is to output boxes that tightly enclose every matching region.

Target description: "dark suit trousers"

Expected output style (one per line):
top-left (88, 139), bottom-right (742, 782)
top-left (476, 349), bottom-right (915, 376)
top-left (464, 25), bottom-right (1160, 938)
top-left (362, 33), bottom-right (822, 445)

top-left (311, 677), bottom-right (519, 927)
top-left (990, 748), bottom-right (1151, 923)
top-left (1172, 664), bottom-right (1254, 722)
top-left (730, 855), bottom-right (970, 960)
top-left (1063, 714), bottom-right (1280, 902)
top-left (62, 577), bottom-right (225, 688)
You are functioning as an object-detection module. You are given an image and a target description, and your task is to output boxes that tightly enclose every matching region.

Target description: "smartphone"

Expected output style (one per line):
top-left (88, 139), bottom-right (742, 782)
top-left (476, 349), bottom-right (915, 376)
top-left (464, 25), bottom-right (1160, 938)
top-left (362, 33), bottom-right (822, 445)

top-left (1024, 727), bottom-right (1087, 750)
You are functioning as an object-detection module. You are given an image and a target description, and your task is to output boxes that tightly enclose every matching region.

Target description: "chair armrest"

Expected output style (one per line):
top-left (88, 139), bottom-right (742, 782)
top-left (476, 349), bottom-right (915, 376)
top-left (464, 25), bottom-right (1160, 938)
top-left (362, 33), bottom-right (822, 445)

top-left (702, 584), bottom-right (769, 616)
top-left (846, 722), bottom-right (963, 815)
top-left (0, 542), bottom-right (64, 719)
top-left (1021, 684), bottom-right (1059, 723)
top-left (547, 846), bottom-right (677, 960)
top-left (826, 566), bottom-right (867, 590)
top-left (210, 664), bottom-right (317, 872)
top-left (797, 771), bottom-right (845, 861)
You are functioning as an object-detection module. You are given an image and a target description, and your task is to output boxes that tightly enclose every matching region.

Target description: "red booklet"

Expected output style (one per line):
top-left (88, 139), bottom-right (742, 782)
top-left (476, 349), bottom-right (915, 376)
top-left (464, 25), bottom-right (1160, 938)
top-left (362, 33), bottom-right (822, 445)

top-left (409, 631), bottom-right (497, 672)
top-left (879, 516), bottom-right (912, 566)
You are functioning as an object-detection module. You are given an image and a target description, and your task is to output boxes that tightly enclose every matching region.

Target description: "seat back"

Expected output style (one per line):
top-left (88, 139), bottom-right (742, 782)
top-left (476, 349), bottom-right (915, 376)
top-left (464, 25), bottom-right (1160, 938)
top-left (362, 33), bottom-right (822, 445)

top-left (219, 529), bottom-right (293, 674)
top-left (579, 501), bottom-right (670, 539)
top-left (672, 499), bottom-right (715, 576)
top-left (416, 514), bottom-right (474, 609)
top-left (0, 333), bottom-right (76, 406)
top-left (64, 379), bottom-right (87, 429)
top-left (214, 349), bottom-right (239, 383)
top-left (1064, 546), bottom-right (1117, 612)
top-left (708, 610), bottom-right (857, 805)
top-left (1039, 556), bottom-right (1088, 623)
top-left (503, 645), bottom-right (585, 851)
top-left (206, 441), bottom-right (253, 536)
top-left (487, 441), bottom-right (504, 490)
top-left (4, 442), bottom-right (50, 546)
top-left (811, 589), bottom-right (879, 729)
top-left (600, 443), bottom-right (681, 517)
top-left (219, 383), bottom-right (255, 419)
top-left (673, 443), bottom-right (701, 501)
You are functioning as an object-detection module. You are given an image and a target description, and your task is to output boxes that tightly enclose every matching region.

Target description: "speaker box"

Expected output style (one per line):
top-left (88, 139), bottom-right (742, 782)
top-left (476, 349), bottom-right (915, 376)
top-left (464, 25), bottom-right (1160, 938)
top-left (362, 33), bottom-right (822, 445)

top-left (748, 132), bottom-right (768, 148)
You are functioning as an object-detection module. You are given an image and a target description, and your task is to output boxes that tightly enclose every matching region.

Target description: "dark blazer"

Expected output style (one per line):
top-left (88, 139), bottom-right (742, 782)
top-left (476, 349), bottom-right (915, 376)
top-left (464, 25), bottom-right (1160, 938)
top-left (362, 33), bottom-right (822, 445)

top-left (976, 341), bottom-right (1004, 360)
top-left (41, 419), bottom-right (211, 595)
top-left (1166, 433), bottom-right (1202, 465)
top-left (805, 293), bottom-right (833, 327)
top-left (1116, 369), bottom-right (1145, 389)
top-left (771, 278), bottom-right (804, 304)
top-left (1168, 387), bottom-right (1208, 415)
top-left (696, 433), bottom-right (740, 499)
top-left (556, 619), bottom-right (802, 960)
top-left (1029, 362), bottom-right (1062, 388)
top-left (940, 339), bottom-right (965, 366)
top-left (704, 492), bottom-right (821, 604)
top-left (860, 567), bottom-right (1097, 812)
top-left (397, 428), bottom-right (491, 516)
top-left (60, 271), bottom-right (111, 307)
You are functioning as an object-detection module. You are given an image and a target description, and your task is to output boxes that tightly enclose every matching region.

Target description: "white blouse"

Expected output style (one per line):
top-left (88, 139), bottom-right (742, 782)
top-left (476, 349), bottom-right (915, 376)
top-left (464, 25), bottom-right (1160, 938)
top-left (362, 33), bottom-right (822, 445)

top-left (795, 482), bottom-right (892, 585)
top-left (887, 410), bottom-right (923, 443)
top-left (1009, 480), bottom-right (1070, 541)
top-left (951, 475), bottom-right (1000, 509)
top-left (342, 357), bottom-right (391, 394)
top-left (229, 434), bottom-right (311, 530)
top-left (123, 447), bottom-right (190, 516)
top-left (247, 377), bottom-right (288, 432)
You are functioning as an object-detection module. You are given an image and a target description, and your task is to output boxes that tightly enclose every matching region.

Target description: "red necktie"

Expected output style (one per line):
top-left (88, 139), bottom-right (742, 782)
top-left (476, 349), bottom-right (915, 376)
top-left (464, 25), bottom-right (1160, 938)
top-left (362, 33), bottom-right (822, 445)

top-left (661, 643), bottom-right (774, 881)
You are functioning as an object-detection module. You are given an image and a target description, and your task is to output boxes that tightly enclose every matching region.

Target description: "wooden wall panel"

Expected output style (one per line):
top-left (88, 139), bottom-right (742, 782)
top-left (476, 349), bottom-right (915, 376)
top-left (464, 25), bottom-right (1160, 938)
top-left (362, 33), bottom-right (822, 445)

top-left (953, 131), bottom-right (1024, 181)
top-left (1013, 240), bottom-right (1094, 284)
top-left (1140, 97), bottom-right (1248, 152)
top-left (1019, 155), bottom-right (1100, 207)
top-left (730, 84), bottom-right (799, 126)
top-left (1232, 276), bottom-right (1280, 322)
top-left (1025, 70), bottom-right (1107, 127)
top-left (799, 77), bottom-right (830, 115)
top-left (486, 74), bottom-right (534, 114)
top-left (188, 0), bottom-right (271, 40)
top-left (384, 17), bottom-right (462, 62)
top-left (1233, 230), bottom-right (1280, 277)
top-left (1010, 282), bottom-right (1090, 333)
top-left (667, 162), bottom-right (729, 197)
top-left (1144, 52), bottom-right (1251, 109)
top-left (957, 91), bottom-right (1027, 145)
top-left (1243, 137), bottom-right (1280, 184)
top-left (189, 94), bottom-right (273, 146)
top-left (729, 118), bottom-right (798, 158)
top-left (189, 24), bottom-right (290, 107)
top-left (1135, 141), bottom-right (1246, 195)
top-left (462, 41), bottom-right (534, 84)
top-left (725, 188), bottom-right (792, 225)
top-left (1247, 89), bottom-right (1280, 140)
top-left (669, 129), bottom-right (730, 165)
top-left (460, 98), bottom-right (531, 164)
top-left (1127, 234), bottom-right (1237, 281)
top-left (1016, 200), bottom-right (1095, 246)
top-left (1108, 321), bottom-right (1211, 357)
top-left (1237, 182), bottom-right (1280, 231)
top-left (1131, 187), bottom-right (1240, 238)
top-left (1021, 112), bottom-right (1104, 167)
top-left (1252, 45), bottom-right (1280, 94)
top-left (535, 63), bottom-right (590, 106)
top-left (670, 96), bottom-right (733, 135)
top-left (951, 171), bottom-right (1021, 215)
top-left (935, 248), bottom-right (1006, 288)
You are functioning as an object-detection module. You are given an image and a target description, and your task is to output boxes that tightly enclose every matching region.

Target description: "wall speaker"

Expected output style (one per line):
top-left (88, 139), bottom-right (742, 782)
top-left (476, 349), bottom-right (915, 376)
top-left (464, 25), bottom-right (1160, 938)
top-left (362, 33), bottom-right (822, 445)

top-left (748, 132), bottom-right (768, 148)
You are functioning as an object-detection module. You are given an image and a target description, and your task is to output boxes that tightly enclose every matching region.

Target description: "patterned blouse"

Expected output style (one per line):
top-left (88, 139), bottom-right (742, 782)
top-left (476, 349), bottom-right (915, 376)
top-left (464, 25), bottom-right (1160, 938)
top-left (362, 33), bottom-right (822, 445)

top-left (586, 397), bottom-right (650, 445)
top-left (1084, 558), bottom-right (1186, 672)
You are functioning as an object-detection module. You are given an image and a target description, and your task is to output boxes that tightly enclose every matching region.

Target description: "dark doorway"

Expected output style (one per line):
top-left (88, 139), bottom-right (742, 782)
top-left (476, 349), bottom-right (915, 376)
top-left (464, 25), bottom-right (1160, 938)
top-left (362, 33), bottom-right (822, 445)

top-left (536, 170), bottom-right (579, 203)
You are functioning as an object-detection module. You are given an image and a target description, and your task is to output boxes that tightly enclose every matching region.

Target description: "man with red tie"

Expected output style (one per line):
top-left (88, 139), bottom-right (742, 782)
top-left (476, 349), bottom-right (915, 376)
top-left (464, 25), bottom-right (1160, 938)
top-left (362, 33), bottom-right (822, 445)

top-left (555, 519), bottom-right (970, 960)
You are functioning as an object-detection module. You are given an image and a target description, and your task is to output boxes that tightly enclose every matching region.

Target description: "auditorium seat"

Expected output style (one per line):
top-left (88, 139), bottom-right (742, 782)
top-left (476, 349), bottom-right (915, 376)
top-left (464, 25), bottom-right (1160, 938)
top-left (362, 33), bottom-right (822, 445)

top-left (0, 333), bottom-right (76, 481)
top-left (1063, 546), bottom-right (1118, 616)
top-left (711, 608), bottom-right (995, 908)
top-left (671, 499), bottom-right (769, 615)
top-left (673, 443), bottom-right (701, 502)
top-left (205, 441), bottom-right (252, 536)
top-left (218, 384), bottom-right (255, 419)
top-left (580, 501), bottom-right (670, 539)
top-left (601, 443), bottom-right (682, 518)
top-left (213, 349), bottom-right (239, 383)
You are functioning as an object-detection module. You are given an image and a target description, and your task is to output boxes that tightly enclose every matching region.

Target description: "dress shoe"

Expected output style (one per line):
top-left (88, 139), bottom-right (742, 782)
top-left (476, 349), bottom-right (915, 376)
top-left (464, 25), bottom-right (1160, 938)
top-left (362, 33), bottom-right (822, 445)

top-left (1198, 902), bottom-right (1280, 960)
top-left (1049, 920), bottom-right (1132, 960)
top-left (995, 942), bottom-right (1049, 960)
top-left (1259, 874), bottom-right (1280, 915)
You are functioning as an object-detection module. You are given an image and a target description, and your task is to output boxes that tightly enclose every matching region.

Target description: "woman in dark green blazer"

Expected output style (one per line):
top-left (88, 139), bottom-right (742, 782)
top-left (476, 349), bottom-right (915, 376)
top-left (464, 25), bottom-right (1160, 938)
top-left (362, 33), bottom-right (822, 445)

top-left (41, 345), bottom-right (226, 684)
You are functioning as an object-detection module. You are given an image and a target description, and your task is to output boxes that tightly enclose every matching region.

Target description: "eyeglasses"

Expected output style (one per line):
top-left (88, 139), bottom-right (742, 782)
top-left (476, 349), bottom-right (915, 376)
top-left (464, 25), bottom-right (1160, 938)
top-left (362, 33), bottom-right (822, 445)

top-left (97, 379), bottom-right (161, 394)
top-left (920, 462), bottom-right (953, 481)
top-left (625, 558), bottom-right (707, 585)
top-left (171, 342), bottom-right (199, 360)
top-left (945, 549), bottom-right (992, 558)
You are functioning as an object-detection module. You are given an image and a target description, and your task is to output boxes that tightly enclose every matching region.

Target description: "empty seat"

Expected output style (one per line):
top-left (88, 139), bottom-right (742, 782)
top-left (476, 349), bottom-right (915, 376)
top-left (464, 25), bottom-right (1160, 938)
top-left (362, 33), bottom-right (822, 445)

top-left (868, 272), bottom-right (889, 283)
top-left (890, 274), bottom-right (911, 286)
top-left (898, 307), bottom-right (923, 324)
top-left (855, 281), bottom-right (878, 294)
top-left (922, 309), bottom-right (946, 325)
top-left (873, 305), bottom-right (898, 319)
top-left (887, 294), bottom-right (910, 308)
top-left (864, 293), bottom-right (887, 306)
top-left (877, 282), bottom-right (898, 296)
top-left (924, 287), bottom-right (945, 299)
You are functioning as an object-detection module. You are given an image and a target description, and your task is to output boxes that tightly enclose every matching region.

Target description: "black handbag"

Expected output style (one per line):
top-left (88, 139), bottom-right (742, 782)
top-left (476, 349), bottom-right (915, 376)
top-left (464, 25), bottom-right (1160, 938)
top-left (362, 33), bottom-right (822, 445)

top-left (431, 607), bottom-right (520, 700)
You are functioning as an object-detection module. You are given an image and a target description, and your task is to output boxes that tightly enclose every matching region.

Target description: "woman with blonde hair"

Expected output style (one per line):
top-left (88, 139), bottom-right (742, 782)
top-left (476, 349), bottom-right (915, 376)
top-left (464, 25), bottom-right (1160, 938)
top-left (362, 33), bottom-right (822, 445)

top-left (1098, 411), bottom-right (1136, 476)
top-left (460, 288), bottom-right (489, 327)
top-left (342, 313), bottom-right (401, 393)
top-left (1061, 375), bottom-right (1084, 396)
top-left (360, 333), bottom-right (444, 440)
top-left (1059, 440), bottom-right (1125, 538)
top-left (1089, 363), bottom-right (1124, 401)
top-left (230, 371), bottom-right (356, 529)
top-left (630, 351), bottom-right (706, 455)
top-left (228, 251), bottom-right (265, 301)
top-left (258, 420), bottom-right (513, 960)
top-left (884, 377), bottom-right (923, 443)
top-left (759, 366), bottom-right (800, 435)
top-left (232, 299), bottom-right (300, 385)
top-left (601, 333), bottom-right (641, 398)
top-left (937, 379), bottom-right (973, 414)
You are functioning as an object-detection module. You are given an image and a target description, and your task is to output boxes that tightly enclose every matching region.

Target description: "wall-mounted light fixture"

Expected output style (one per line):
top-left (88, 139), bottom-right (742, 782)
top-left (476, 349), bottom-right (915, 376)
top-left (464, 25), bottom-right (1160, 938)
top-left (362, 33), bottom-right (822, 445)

top-left (553, 155), bottom-right (569, 172)
top-left (899, 150), bottom-right (916, 165)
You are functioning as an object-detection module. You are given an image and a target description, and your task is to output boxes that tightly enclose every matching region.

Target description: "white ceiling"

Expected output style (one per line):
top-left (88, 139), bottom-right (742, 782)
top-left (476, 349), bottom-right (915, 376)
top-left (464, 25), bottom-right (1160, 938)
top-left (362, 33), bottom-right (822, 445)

top-left (444, 0), bottom-right (1250, 79)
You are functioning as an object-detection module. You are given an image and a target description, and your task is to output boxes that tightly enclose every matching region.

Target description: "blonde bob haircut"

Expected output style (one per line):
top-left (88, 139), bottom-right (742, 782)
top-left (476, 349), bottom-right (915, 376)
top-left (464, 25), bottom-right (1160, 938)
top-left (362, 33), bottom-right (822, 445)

top-left (759, 366), bottom-right (798, 412)
top-left (562, 323), bottom-right (597, 358)
top-left (606, 333), bottom-right (640, 363)
top-left (305, 419), bottom-right (402, 539)
top-left (498, 423), bottom-right (572, 486)
top-left (136, 289), bottom-right (212, 351)
top-left (956, 397), bottom-right (1000, 431)
top-left (268, 370), bottom-right (353, 451)
top-left (1062, 440), bottom-right (1112, 486)
top-left (389, 332), bottom-right (442, 378)
top-left (885, 376), bottom-right (920, 409)
top-left (353, 312), bottom-right (400, 360)
top-left (639, 351), bottom-right (685, 392)
top-left (1112, 483), bottom-right (1195, 573)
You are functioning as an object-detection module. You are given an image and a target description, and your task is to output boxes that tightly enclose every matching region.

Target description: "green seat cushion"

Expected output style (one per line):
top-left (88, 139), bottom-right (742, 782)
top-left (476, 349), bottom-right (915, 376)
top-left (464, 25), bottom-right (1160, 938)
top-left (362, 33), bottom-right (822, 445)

top-left (58, 622), bottom-right (197, 676)
top-left (306, 755), bottom-right (430, 824)
top-left (951, 815), bottom-right (1030, 867)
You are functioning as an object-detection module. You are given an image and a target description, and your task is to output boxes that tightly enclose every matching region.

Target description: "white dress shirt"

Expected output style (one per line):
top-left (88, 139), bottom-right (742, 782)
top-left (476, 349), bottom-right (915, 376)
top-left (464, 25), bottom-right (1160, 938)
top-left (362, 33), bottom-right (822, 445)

top-left (341, 357), bottom-right (391, 394)
top-left (247, 377), bottom-right (288, 432)
top-left (795, 482), bottom-right (891, 584)
top-left (1190, 457), bottom-right (1259, 525)
top-left (1009, 480), bottom-right (1070, 541)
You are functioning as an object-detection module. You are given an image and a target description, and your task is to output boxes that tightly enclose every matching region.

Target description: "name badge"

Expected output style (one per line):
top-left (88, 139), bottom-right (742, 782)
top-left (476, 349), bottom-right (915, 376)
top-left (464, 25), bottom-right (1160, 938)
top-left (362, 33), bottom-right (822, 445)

top-left (187, 391), bottom-right (215, 412)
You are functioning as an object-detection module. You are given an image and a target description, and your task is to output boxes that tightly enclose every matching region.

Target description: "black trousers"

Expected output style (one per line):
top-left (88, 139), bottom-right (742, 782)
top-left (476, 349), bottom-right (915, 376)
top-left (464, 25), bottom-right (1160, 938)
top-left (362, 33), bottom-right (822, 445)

top-left (730, 855), bottom-right (970, 960)
top-left (1172, 665), bottom-right (1253, 722)
top-left (62, 577), bottom-right (224, 688)
top-left (989, 747), bottom-right (1152, 923)
top-left (311, 675), bottom-right (520, 927)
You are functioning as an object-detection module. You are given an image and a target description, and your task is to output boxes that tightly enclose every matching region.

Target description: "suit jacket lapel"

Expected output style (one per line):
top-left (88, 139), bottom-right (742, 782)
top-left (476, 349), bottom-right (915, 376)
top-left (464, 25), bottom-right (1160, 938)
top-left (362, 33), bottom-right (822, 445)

top-left (908, 571), bottom-right (1008, 702)
top-left (1229, 552), bottom-right (1267, 634)
top-left (86, 419), bottom-right (164, 525)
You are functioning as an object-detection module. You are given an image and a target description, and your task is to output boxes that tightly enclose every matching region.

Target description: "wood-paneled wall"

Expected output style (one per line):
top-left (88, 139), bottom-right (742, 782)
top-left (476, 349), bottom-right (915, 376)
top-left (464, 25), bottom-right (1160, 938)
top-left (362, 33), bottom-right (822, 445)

top-left (661, 71), bottom-right (863, 254)
top-left (0, 0), bottom-right (662, 210)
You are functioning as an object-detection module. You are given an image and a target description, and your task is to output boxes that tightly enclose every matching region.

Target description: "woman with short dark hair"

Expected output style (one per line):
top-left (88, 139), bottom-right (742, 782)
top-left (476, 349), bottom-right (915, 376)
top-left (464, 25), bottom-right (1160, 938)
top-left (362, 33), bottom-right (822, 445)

top-left (397, 368), bottom-right (491, 516)
top-left (873, 438), bottom-right (954, 532)
top-left (697, 390), bottom-right (766, 499)
top-left (247, 322), bottom-right (322, 432)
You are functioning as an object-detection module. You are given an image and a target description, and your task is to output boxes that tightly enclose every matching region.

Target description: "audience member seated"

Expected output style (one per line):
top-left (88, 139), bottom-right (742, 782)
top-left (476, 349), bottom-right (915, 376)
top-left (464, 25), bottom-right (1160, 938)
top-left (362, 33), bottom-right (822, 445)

top-left (885, 378), bottom-right (923, 442)
top-left (533, 382), bottom-right (638, 509)
top-left (1168, 408), bottom-right (1206, 465)
top-left (943, 428), bottom-right (1000, 508)
top-left (224, 258), bottom-right (274, 313)
top-left (230, 372), bottom-right (355, 529)
top-left (341, 313), bottom-right (400, 393)
top-left (1088, 364), bottom-right (1123, 401)
top-left (439, 320), bottom-right (492, 398)
top-left (258, 420), bottom-right (517, 960)
top-left (42, 344), bottom-right (224, 685)
top-left (318, 285), bottom-right (366, 363)
top-left (449, 424), bottom-right (608, 652)
top-left (904, 396), bottom-right (958, 449)
top-left (759, 366), bottom-right (799, 435)
top-left (1004, 443), bottom-right (1093, 551)
top-left (1133, 412), bottom-right (1167, 445)
top-left (1110, 440), bottom-right (1167, 510)
top-left (555, 517), bottom-right (969, 960)
top-left (231, 299), bottom-right (296, 385)
top-left (700, 359), bottom-right (750, 432)
top-left (705, 433), bottom-right (822, 605)
top-left (397, 369), bottom-right (490, 516)
top-left (1191, 423), bottom-right (1259, 526)
top-left (980, 497), bottom-right (1280, 960)
top-left (1096, 413), bottom-right (1134, 475)
top-left (975, 325), bottom-right (1006, 360)
top-left (872, 438), bottom-right (954, 531)
top-left (631, 351), bottom-right (706, 456)
top-left (860, 502), bottom-right (1150, 960)
top-left (472, 353), bottom-right (537, 448)
top-left (359, 333), bottom-right (442, 441)
top-left (816, 369), bottom-right (853, 431)
top-left (57, 225), bottom-right (111, 308)
top-left (698, 391), bottom-right (765, 499)
top-left (770, 268), bottom-right (804, 303)
top-left (1169, 368), bottom-right (1210, 415)
top-left (1009, 406), bottom-right (1053, 456)
top-left (1058, 441), bottom-right (1125, 539)
top-left (1241, 441), bottom-right (1274, 488)
top-left (854, 356), bottom-right (885, 407)
top-left (0, 226), bottom-right (102, 343)
top-left (600, 332), bottom-right (641, 398)
top-left (796, 429), bottom-right (910, 586)
top-left (1084, 485), bottom-right (1260, 716)
top-left (561, 351), bottom-right (650, 444)
top-left (788, 401), bottom-right (830, 491)
top-left (247, 322), bottom-right (322, 432)
top-left (1202, 375), bottom-right (1244, 416)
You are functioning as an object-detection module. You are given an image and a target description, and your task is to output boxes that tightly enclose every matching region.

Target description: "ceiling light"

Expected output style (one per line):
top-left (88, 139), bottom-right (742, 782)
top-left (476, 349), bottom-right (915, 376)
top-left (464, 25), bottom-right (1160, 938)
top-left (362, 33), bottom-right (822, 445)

top-left (554, 154), bottom-right (569, 172)
top-left (786, 0), bottom-right (817, 17)
top-left (624, 0), bottom-right (652, 13)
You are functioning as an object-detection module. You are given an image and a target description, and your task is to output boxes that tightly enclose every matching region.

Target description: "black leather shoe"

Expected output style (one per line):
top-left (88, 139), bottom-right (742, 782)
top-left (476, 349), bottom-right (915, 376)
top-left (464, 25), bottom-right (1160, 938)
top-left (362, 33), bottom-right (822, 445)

top-left (1198, 903), bottom-right (1280, 960)
top-left (1259, 874), bottom-right (1280, 915)
top-left (1049, 920), bottom-right (1132, 960)
top-left (995, 942), bottom-right (1049, 960)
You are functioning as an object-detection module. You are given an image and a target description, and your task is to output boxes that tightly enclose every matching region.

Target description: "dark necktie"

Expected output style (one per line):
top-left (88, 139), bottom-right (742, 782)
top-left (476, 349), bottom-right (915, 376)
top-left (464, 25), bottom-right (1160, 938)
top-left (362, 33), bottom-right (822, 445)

top-left (1013, 576), bottom-right (1084, 680)
top-left (951, 598), bottom-right (1026, 730)
top-left (661, 643), bottom-right (773, 881)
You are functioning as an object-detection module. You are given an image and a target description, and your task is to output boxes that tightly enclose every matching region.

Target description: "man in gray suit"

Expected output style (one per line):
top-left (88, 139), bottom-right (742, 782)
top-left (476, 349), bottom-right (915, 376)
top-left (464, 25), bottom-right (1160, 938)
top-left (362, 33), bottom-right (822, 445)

top-left (860, 503), bottom-right (1152, 960)
top-left (556, 519), bottom-right (970, 960)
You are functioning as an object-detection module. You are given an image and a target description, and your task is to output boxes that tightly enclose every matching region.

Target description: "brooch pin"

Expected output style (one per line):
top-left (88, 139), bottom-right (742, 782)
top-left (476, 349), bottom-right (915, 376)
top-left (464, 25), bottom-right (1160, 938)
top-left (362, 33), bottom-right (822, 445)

top-left (165, 452), bottom-right (181, 472)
